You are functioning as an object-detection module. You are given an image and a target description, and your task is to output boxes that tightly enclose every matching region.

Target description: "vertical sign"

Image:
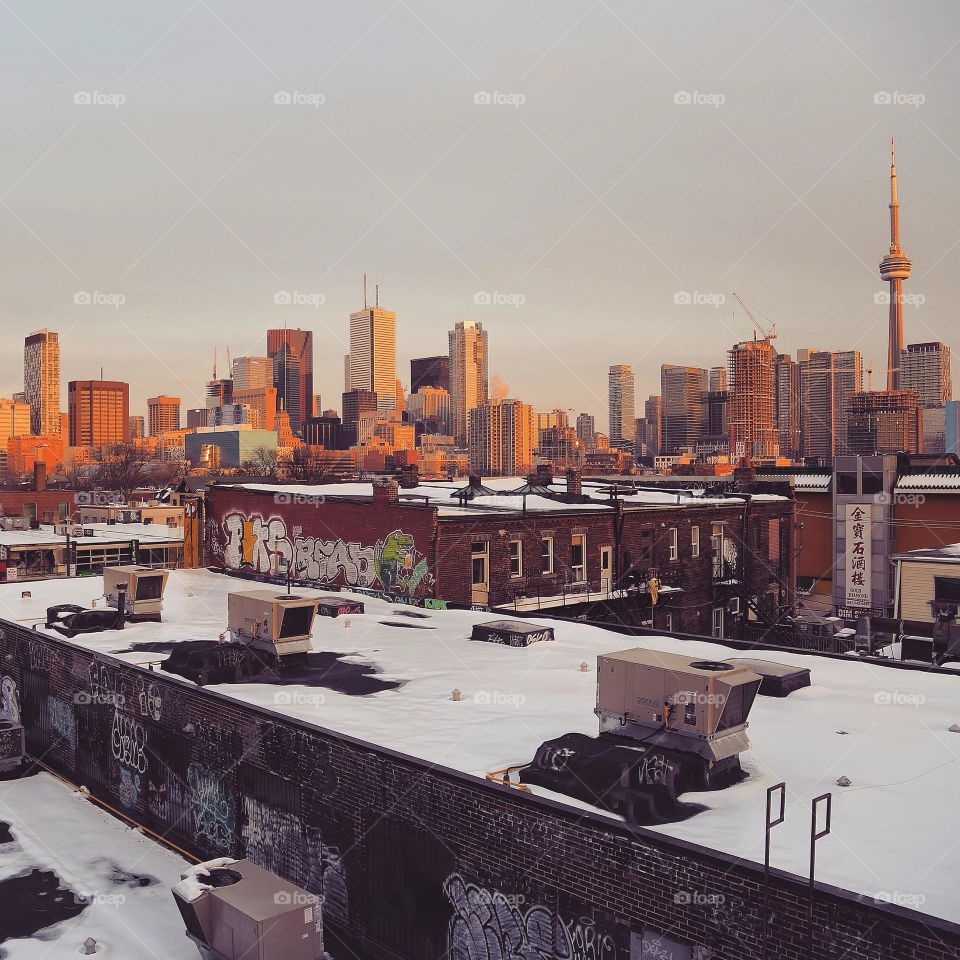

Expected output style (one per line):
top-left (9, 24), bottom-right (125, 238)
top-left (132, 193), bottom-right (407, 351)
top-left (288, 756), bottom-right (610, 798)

top-left (844, 503), bottom-right (872, 609)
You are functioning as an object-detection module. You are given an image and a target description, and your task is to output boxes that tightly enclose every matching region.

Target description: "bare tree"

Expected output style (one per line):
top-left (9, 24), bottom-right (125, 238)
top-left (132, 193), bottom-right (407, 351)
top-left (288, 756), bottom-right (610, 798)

top-left (90, 444), bottom-right (154, 500)
top-left (238, 446), bottom-right (279, 479)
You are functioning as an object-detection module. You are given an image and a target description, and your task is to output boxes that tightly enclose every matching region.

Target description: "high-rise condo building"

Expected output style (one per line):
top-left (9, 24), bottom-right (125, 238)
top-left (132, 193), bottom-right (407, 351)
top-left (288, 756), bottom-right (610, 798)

top-left (24, 329), bottom-right (61, 436)
top-left (349, 287), bottom-right (396, 413)
top-left (608, 365), bottom-right (635, 447)
top-left (643, 396), bottom-right (662, 460)
top-left (774, 354), bottom-right (802, 462)
top-left (846, 390), bottom-right (922, 455)
top-left (576, 413), bottom-right (596, 445)
top-left (468, 399), bottom-right (535, 475)
top-left (147, 396), bottom-right (181, 436)
top-left (449, 320), bottom-right (489, 447)
top-left (800, 351), bottom-right (862, 462)
top-left (232, 356), bottom-right (274, 391)
top-left (411, 356), bottom-right (450, 394)
top-left (660, 365), bottom-right (707, 454)
top-left (68, 380), bottom-right (130, 447)
top-left (0, 398), bottom-right (31, 444)
top-left (901, 341), bottom-right (951, 408)
top-left (267, 328), bottom-right (314, 433)
top-left (341, 389), bottom-right (378, 448)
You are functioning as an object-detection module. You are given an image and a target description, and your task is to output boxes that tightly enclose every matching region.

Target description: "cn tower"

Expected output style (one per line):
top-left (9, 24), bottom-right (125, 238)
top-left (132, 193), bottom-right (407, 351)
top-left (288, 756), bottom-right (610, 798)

top-left (879, 138), bottom-right (911, 390)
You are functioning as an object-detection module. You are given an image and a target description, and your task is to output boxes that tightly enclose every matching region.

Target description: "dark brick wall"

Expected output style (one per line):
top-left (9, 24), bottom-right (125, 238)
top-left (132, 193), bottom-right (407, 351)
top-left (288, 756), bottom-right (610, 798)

top-left (2, 621), bottom-right (956, 960)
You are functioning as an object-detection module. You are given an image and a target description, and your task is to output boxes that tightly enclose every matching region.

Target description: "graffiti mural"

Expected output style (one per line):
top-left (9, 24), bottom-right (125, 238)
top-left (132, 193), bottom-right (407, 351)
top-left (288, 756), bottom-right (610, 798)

top-left (0, 676), bottom-right (20, 724)
top-left (220, 512), bottom-right (434, 599)
top-left (47, 696), bottom-right (76, 746)
top-left (187, 761), bottom-right (236, 853)
top-left (444, 875), bottom-right (621, 960)
top-left (111, 712), bottom-right (148, 773)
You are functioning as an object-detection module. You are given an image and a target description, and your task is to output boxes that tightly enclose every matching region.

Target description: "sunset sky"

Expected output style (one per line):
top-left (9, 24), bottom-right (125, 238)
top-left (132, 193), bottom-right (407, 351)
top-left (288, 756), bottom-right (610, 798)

top-left (2, 0), bottom-right (959, 429)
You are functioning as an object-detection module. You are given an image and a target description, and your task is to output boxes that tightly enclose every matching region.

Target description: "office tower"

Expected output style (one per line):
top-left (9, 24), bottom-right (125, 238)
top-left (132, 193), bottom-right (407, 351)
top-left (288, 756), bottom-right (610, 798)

top-left (704, 389), bottom-right (730, 446)
top-left (901, 342), bottom-right (951, 408)
top-left (774, 354), bottom-right (801, 461)
top-left (846, 390), bottom-right (922, 455)
top-left (303, 416), bottom-right (343, 450)
top-left (411, 356), bottom-right (450, 394)
top-left (660, 365), bottom-right (707, 454)
top-left (406, 387), bottom-right (451, 434)
top-left (800, 351), bottom-right (862, 462)
top-left (348, 284), bottom-right (396, 413)
top-left (468, 399), bottom-right (535, 475)
top-left (709, 366), bottom-right (727, 392)
top-left (344, 355), bottom-right (350, 393)
top-left (267, 328), bottom-right (314, 433)
top-left (608, 365), bottom-right (635, 447)
top-left (880, 140), bottom-right (912, 390)
top-left (232, 356), bottom-right (273, 391)
top-left (23, 329), bottom-right (61, 436)
top-left (341, 389), bottom-right (378, 448)
top-left (147, 396), bottom-right (181, 436)
top-left (643, 396), bottom-right (662, 460)
top-left (129, 416), bottom-right (145, 440)
top-left (68, 380), bottom-right (130, 447)
top-left (0, 398), bottom-right (31, 444)
top-left (576, 413), bottom-right (596, 445)
top-left (728, 339), bottom-right (780, 460)
top-left (449, 320), bottom-right (489, 446)
top-left (186, 408), bottom-right (210, 429)
top-left (232, 386), bottom-right (278, 431)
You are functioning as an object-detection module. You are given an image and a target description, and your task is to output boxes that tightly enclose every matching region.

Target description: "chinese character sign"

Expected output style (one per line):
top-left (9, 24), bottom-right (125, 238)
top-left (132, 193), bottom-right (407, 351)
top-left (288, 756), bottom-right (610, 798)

top-left (844, 503), bottom-right (872, 609)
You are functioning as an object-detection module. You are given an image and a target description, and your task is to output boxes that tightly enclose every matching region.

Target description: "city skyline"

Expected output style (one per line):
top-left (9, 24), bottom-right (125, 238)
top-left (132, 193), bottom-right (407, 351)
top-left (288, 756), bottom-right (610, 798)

top-left (3, 2), bottom-right (960, 427)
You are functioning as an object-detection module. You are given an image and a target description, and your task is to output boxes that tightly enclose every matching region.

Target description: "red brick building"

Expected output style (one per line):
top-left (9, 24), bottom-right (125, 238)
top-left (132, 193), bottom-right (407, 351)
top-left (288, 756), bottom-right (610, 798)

top-left (205, 474), bottom-right (795, 639)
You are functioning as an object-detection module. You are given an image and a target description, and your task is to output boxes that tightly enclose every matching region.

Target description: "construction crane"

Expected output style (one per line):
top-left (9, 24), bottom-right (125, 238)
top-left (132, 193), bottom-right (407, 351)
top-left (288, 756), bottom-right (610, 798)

top-left (731, 292), bottom-right (778, 343)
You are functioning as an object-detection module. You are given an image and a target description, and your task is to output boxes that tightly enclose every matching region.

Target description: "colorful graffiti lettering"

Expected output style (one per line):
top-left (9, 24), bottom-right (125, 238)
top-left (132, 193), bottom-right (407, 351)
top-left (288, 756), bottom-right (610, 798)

top-left (220, 512), bottom-right (434, 599)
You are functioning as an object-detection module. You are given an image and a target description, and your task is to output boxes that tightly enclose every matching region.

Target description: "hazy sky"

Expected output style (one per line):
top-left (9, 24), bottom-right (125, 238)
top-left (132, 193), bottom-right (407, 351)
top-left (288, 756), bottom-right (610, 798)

top-left (2, 0), bottom-right (960, 431)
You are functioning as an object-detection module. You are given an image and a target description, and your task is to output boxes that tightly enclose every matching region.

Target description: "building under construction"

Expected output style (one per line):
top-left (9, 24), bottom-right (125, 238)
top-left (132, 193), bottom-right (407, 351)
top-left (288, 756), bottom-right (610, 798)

top-left (845, 389), bottom-right (923, 455)
top-left (728, 337), bottom-right (780, 461)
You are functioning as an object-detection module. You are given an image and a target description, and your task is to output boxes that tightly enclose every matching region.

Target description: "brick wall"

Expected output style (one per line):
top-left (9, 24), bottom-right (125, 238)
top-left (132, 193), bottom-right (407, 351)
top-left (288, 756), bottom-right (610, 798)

top-left (2, 621), bottom-right (956, 960)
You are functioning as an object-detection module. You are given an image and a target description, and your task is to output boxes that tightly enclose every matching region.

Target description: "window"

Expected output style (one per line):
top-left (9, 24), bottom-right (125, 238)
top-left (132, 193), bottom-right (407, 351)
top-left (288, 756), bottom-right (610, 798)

top-left (571, 534), bottom-right (586, 583)
top-left (640, 530), bottom-right (654, 565)
top-left (836, 471), bottom-right (858, 495)
top-left (668, 527), bottom-right (678, 561)
top-left (935, 577), bottom-right (960, 604)
top-left (711, 607), bottom-right (724, 638)
top-left (541, 536), bottom-right (554, 575)
top-left (509, 540), bottom-right (523, 578)
top-left (663, 613), bottom-right (673, 632)
top-left (691, 525), bottom-right (700, 558)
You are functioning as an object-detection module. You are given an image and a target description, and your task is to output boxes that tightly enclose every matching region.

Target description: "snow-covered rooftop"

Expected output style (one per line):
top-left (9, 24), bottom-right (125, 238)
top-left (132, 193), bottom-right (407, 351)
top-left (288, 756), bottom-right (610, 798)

top-left (3, 568), bottom-right (957, 923)
top-left (896, 472), bottom-right (960, 492)
top-left (0, 522), bottom-right (183, 548)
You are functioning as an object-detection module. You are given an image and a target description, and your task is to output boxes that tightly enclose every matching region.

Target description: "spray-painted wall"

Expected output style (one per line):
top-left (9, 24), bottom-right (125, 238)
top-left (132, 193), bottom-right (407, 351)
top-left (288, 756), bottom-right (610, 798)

top-left (1, 620), bottom-right (957, 960)
top-left (206, 487), bottom-right (437, 601)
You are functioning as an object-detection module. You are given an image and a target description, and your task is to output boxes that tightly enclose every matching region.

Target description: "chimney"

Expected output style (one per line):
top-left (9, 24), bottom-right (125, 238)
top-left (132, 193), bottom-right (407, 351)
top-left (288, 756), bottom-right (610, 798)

top-left (536, 463), bottom-right (554, 486)
top-left (565, 468), bottom-right (581, 497)
top-left (33, 461), bottom-right (47, 492)
top-left (373, 479), bottom-right (399, 505)
top-left (399, 464), bottom-right (419, 489)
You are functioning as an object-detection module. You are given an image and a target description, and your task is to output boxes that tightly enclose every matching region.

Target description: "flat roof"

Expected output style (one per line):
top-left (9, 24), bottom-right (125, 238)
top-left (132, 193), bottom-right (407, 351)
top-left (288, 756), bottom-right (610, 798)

top-left (892, 543), bottom-right (960, 562)
top-left (2, 568), bottom-right (958, 923)
top-left (0, 522), bottom-right (183, 548)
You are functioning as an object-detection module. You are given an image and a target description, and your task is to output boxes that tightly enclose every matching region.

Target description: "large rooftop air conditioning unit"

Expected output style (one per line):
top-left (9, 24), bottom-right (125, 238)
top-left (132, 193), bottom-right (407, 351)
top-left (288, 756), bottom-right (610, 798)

top-left (104, 565), bottom-right (170, 622)
top-left (595, 649), bottom-right (762, 762)
top-left (172, 858), bottom-right (322, 960)
top-left (227, 590), bottom-right (318, 657)
top-left (520, 648), bottom-right (762, 824)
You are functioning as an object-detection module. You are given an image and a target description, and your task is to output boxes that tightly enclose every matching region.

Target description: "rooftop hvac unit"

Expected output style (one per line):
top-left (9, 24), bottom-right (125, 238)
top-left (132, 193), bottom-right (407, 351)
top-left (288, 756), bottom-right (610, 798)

top-left (104, 565), bottom-right (169, 622)
top-left (0, 516), bottom-right (31, 531)
top-left (227, 590), bottom-right (318, 657)
top-left (595, 649), bottom-right (762, 762)
top-left (0, 718), bottom-right (24, 773)
top-left (172, 859), bottom-right (322, 960)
